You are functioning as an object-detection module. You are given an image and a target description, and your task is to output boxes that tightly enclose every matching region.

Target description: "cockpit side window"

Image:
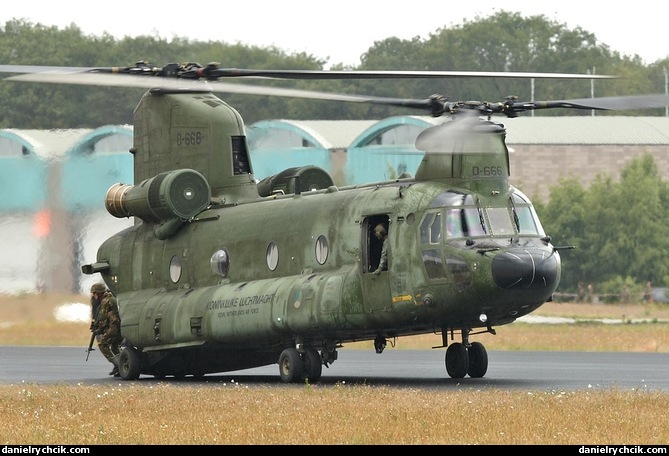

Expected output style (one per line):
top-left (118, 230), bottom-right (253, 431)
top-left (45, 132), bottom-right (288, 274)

top-left (463, 208), bottom-right (486, 236)
top-left (515, 206), bottom-right (540, 234)
top-left (430, 212), bottom-right (442, 244)
top-left (420, 213), bottom-right (434, 244)
top-left (511, 192), bottom-right (545, 235)
top-left (420, 212), bottom-right (441, 244)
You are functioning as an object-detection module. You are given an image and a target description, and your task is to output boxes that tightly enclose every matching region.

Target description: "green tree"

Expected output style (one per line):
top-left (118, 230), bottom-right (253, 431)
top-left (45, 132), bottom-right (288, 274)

top-left (418, 11), bottom-right (617, 104)
top-left (535, 177), bottom-right (589, 290)
top-left (538, 154), bottom-right (669, 292)
top-left (601, 154), bottom-right (669, 283)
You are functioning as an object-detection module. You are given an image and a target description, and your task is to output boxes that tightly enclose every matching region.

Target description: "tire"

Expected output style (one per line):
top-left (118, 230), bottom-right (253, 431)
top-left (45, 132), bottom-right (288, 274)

top-left (467, 341), bottom-right (488, 378)
top-left (118, 346), bottom-right (142, 380)
top-left (445, 342), bottom-right (468, 379)
top-left (278, 348), bottom-right (304, 383)
top-left (301, 346), bottom-right (323, 383)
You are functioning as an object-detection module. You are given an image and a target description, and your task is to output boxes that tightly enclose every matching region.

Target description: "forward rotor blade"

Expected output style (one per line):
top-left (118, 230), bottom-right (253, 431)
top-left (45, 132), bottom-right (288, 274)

top-left (551, 94), bottom-right (669, 110)
top-left (506, 94), bottom-right (669, 115)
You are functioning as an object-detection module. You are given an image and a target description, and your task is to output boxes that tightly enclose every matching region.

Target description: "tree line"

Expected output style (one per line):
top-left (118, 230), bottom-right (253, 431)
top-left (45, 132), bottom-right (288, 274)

top-left (0, 11), bottom-right (667, 129)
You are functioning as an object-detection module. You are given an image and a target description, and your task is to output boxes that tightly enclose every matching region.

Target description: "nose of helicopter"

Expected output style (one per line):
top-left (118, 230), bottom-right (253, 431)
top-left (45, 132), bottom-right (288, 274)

top-left (491, 248), bottom-right (560, 290)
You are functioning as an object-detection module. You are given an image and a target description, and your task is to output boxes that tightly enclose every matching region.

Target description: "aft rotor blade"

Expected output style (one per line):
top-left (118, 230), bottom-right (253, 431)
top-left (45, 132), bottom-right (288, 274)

top-left (1, 70), bottom-right (435, 107)
top-left (200, 68), bottom-right (616, 80)
top-left (0, 64), bottom-right (616, 81)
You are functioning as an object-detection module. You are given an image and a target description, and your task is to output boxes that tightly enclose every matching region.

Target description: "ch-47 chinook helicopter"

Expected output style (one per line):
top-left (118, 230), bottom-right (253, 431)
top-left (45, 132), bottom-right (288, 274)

top-left (2, 62), bottom-right (668, 382)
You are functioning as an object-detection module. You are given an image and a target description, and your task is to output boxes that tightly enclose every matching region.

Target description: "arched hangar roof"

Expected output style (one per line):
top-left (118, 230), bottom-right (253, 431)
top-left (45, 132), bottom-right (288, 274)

top-left (246, 117), bottom-right (443, 182)
top-left (0, 128), bottom-right (93, 212)
top-left (0, 126), bottom-right (133, 212)
top-left (0, 128), bottom-right (93, 160)
top-left (61, 125), bottom-right (134, 211)
top-left (346, 116), bottom-right (444, 184)
top-left (69, 125), bottom-right (133, 155)
top-left (246, 119), bottom-right (377, 180)
top-left (348, 115), bottom-right (444, 148)
top-left (248, 119), bottom-right (377, 150)
top-left (0, 125), bottom-right (133, 159)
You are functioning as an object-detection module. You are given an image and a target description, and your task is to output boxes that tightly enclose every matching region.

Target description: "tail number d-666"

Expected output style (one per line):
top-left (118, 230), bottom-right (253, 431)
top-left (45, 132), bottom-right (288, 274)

top-left (176, 131), bottom-right (203, 146)
top-left (471, 165), bottom-right (503, 176)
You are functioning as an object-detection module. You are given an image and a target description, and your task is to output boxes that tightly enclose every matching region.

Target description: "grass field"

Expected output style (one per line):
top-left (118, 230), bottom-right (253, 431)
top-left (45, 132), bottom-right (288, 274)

top-left (1, 293), bottom-right (668, 445)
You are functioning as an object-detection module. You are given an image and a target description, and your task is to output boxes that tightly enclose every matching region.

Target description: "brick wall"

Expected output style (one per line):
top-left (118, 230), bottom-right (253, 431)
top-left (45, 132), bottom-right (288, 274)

top-left (508, 145), bottom-right (669, 203)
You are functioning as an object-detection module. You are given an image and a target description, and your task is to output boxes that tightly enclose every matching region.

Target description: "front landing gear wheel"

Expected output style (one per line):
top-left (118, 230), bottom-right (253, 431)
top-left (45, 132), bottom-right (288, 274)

top-left (118, 346), bottom-right (141, 380)
top-left (278, 348), bottom-right (304, 383)
top-left (467, 341), bottom-right (488, 378)
top-left (445, 342), bottom-right (468, 379)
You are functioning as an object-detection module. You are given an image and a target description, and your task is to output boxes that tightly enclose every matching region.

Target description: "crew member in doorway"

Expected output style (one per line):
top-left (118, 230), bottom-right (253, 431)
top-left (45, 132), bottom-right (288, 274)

top-left (372, 224), bottom-right (388, 274)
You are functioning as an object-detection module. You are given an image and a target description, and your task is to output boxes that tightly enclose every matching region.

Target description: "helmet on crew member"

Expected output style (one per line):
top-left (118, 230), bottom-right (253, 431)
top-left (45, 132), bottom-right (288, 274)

top-left (90, 283), bottom-right (106, 294)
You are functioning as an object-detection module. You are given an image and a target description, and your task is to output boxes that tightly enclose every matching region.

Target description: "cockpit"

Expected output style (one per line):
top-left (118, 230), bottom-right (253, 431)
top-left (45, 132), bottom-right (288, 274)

top-left (419, 189), bottom-right (548, 284)
top-left (422, 190), bottom-right (544, 242)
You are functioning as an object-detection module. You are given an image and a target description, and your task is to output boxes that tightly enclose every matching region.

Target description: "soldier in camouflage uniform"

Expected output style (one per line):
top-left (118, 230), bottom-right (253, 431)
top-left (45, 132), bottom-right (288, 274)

top-left (90, 283), bottom-right (122, 376)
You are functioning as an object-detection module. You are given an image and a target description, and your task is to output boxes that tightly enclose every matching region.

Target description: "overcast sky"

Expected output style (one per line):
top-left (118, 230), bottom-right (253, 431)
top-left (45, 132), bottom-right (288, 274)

top-left (3, 1), bottom-right (667, 68)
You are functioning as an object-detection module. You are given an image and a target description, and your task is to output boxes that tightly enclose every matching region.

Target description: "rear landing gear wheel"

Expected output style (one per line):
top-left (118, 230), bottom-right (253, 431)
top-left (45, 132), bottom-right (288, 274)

top-left (467, 341), bottom-right (488, 378)
top-left (118, 346), bottom-right (141, 380)
top-left (278, 348), bottom-right (304, 383)
top-left (301, 346), bottom-right (322, 383)
top-left (445, 342), bottom-right (468, 379)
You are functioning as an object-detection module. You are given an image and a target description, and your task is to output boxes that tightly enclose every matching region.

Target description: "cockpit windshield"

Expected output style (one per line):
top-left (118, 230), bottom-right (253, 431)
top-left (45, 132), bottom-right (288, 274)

top-left (486, 207), bottom-right (515, 236)
top-left (423, 190), bottom-right (545, 243)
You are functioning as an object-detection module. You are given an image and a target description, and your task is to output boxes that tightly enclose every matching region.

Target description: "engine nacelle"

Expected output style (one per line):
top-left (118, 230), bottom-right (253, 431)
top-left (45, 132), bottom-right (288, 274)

top-left (257, 165), bottom-right (334, 197)
top-left (105, 169), bottom-right (211, 223)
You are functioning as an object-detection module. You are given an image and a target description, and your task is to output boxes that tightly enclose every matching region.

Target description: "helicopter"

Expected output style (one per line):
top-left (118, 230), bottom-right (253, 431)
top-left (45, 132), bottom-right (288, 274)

top-left (2, 62), bottom-right (668, 382)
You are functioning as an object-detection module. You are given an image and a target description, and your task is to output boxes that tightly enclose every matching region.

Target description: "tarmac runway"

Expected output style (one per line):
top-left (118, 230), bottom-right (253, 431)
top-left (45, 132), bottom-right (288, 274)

top-left (2, 346), bottom-right (668, 391)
